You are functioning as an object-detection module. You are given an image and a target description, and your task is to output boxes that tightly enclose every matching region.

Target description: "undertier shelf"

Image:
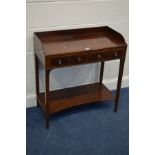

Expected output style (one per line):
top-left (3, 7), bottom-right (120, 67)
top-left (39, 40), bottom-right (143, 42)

top-left (38, 83), bottom-right (115, 114)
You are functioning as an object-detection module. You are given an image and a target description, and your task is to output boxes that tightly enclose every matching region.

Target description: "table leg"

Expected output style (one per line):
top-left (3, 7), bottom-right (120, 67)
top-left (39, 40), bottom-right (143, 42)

top-left (45, 69), bottom-right (50, 129)
top-left (34, 55), bottom-right (40, 107)
top-left (99, 61), bottom-right (105, 83)
top-left (114, 58), bottom-right (125, 112)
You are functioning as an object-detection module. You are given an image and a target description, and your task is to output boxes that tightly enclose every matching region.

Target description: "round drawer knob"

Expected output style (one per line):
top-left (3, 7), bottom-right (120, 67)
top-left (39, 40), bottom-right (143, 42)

top-left (58, 59), bottom-right (62, 65)
top-left (97, 54), bottom-right (102, 60)
top-left (114, 52), bottom-right (118, 57)
top-left (77, 57), bottom-right (81, 62)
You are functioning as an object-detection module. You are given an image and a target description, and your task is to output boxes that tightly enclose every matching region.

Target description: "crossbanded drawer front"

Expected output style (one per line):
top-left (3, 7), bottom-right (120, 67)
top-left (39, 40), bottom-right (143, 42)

top-left (47, 53), bottom-right (88, 68)
top-left (90, 48), bottom-right (125, 61)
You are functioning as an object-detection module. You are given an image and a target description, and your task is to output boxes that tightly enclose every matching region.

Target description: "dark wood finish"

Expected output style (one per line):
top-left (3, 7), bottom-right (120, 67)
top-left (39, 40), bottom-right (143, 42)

top-left (35, 26), bottom-right (126, 57)
top-left (47, 52), bottom-right (88, 68)
top-left (34, 26), bottom-right (127, 128)
top-left (99, 61), bottom-right (105, 83)
top-left (38, 83), bottom-right (115, 114)
top-left (45, 70), bottom-right (50, 129)
top-left (114, 58), bottom-right (126, 112)
top-left (34, 55), bottom-right (40, 107)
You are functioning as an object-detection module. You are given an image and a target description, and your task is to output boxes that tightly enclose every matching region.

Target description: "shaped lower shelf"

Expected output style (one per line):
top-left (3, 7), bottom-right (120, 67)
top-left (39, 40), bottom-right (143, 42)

top-left (37, 83), bottom-right (115, 114)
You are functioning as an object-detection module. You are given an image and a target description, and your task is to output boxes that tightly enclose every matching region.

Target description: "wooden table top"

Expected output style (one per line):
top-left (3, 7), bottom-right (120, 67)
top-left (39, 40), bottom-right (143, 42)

top-left (35, 26), bottom-right (126, 56)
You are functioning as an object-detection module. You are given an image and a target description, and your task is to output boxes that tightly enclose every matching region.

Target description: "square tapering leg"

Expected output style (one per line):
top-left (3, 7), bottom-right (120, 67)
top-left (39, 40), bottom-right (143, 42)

top-left (114, 58), bottom-right (125, 112)
top-left (45, 70), bottom-right (50, 128)
top-left (34, 55), bottom-right (40, 107)
top-left (99, 61), bottom-right (105, 84)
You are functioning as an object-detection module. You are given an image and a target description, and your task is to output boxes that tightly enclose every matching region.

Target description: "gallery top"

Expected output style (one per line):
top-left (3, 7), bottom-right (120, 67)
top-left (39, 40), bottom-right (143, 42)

top-left (34, 26), bottom-right (127, 56)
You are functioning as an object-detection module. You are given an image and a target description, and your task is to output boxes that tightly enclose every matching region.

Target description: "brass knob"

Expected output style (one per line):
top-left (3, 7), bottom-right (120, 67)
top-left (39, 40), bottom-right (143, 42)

top-left (114, 52), bottom-right (118, 57)
top-left (58, 59), bottom-right (62, 65)
top-left (77, 57), bottom-right (81, 62)
top-left (97, 54), bottom-right (102, 59)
